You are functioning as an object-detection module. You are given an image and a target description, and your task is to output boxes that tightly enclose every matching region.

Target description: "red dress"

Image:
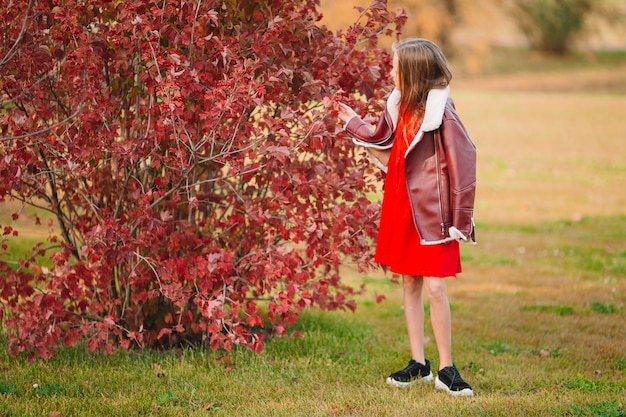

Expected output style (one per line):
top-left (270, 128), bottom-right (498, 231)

top-left (374, 112), bottom-right (461, 278)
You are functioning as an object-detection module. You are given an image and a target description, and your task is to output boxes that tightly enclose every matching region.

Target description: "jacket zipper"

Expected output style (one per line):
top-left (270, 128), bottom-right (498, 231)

top-left (433, 132), bottom-right (445, 236)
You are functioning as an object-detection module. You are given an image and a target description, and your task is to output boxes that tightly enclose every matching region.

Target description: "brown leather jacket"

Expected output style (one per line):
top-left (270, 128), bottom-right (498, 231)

top-left (344, 87), bottom-right (476, 245)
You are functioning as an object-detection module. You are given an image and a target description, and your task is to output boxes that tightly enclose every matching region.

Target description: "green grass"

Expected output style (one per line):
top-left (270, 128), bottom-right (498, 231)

top-left (522, 305), bottom-right (574, 315)
top-left (478, 47), bottom-right (626, 75)
top-left (0, 214), bottom-right (625, 416)
top-left (1, 200), bottom-right (57, 270)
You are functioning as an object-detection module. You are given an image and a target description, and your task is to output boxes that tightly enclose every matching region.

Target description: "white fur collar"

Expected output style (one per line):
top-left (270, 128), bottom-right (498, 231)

top-left (386, 86), bottom-right (450, 154)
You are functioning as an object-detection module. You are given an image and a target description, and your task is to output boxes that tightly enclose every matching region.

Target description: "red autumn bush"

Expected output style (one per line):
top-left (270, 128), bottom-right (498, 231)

top-left (0, 0), bottom-right (405, 359)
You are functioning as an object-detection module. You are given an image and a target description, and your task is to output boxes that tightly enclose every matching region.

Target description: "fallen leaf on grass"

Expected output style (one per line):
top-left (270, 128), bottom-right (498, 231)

top-left (215, 356), bottom-right (235, 373)
top-left (538, 349), bottom-right (551, 358)
top-left (151, 363), bottom-right (166, 377)
top-left (203, 402), bottom-right (221, 411)
top-left (215, 355), bottom-right (234, 367)
top-left (48, 412), bottom-right (63, 417)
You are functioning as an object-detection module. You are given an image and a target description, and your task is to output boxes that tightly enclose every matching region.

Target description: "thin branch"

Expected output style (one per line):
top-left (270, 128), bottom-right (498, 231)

top-left (0, 105), bottom-right (84, 141)
top-left (2, 55), bottom-right (68, 105)
top-left (188, 0), bottom-right (203, 63)
top-left (0, 0), bottom-right (35, 67)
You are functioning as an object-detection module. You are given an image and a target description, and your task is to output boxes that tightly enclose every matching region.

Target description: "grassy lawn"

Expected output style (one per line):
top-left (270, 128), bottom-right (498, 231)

top-left (1, 215), bottom-right (625, 416)
top-left (1, 61), bottom-right (626, 415)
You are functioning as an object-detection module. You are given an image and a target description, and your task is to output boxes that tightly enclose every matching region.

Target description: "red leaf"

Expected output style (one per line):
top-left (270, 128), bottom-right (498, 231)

top-left (266, 145), bottom-right (291, 164)
top-left (157, 328), bottom-right (172, 340)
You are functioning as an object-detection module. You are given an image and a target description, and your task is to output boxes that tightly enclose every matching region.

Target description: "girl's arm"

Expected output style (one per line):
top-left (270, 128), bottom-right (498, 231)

top-left (336, 102), bottom-right (395, 171)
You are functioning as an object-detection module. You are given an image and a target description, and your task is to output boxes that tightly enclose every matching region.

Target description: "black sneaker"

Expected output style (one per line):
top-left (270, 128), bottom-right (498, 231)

top-left (435, 365), bottom-right (474, 396)
top-left (386, 359), bottom-right (434, 388)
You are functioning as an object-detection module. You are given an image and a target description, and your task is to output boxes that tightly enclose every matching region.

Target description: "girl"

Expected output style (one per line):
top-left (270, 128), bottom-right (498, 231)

top-left (337, 38), bottom-right (476, 397)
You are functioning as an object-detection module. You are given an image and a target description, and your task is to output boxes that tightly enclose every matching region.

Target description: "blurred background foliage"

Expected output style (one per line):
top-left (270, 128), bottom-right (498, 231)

top-left (320, 0), bottom-right (626, 76)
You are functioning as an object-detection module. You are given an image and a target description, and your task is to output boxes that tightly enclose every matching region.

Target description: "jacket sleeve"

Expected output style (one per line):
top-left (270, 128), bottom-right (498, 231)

top-left (343, 110), bottom-right (395, 172)
top-left (441, 106), bottom-right (477, 243)
top-left (344, 110), bottom-right (395, 150)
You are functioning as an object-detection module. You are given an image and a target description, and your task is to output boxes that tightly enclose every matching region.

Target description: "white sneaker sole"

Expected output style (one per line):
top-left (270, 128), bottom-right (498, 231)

top-left (434, 377), bottom-right (474, 396)
top-left (386, 371), bottom-right (434, 388)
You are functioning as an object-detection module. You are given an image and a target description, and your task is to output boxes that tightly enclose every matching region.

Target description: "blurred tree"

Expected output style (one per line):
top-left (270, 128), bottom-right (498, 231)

top-left (510, 0), bottom-right (624, 55)
top-left (320, 0), bottom-right (461, 54)
top-left (389, 0), bottom-right (458, 54)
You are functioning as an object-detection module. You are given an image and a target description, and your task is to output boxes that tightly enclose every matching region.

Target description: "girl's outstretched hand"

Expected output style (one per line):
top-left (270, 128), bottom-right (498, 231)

top-left (337, 102), bottom-right (358, 124)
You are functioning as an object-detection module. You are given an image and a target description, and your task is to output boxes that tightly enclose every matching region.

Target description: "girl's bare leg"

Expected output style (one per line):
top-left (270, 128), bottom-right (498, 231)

top-left (402, 275), bottom-right (426, 364)
top-left (424, 277), bottom-right (453, 369)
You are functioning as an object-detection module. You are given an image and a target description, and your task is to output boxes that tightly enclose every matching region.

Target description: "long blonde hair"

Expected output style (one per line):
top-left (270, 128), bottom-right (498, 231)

top-left (393, 38), bottom-right (452, 113)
